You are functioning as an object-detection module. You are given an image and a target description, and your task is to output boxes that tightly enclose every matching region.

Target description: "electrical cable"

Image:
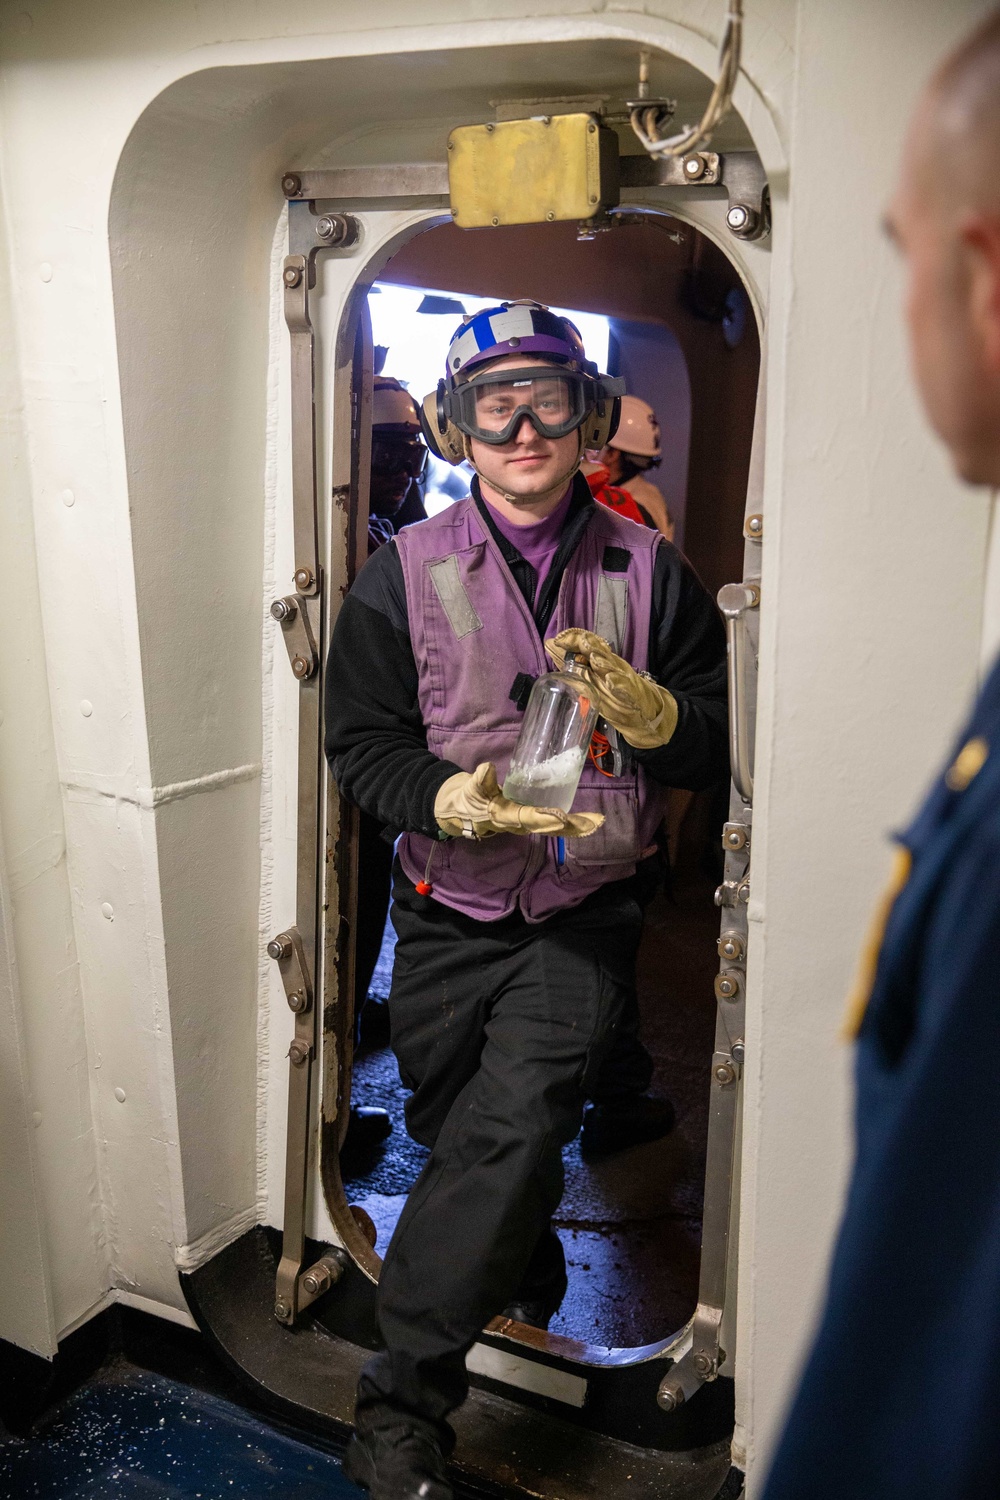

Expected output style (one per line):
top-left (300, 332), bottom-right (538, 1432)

top-left (588, 730), bottom-right (617, 778)
top-left (629, 1), bottom-right (743, 159)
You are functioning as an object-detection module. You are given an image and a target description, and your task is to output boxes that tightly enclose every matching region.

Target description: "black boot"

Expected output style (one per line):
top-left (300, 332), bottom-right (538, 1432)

top-left (344, 1425), bottom-right (453, 1500)
top-left (499, 1299), bottom-right (555, 1331)
top-left (340, 1106), bottom-right (392, 1170)
top-left (500, 1226), bottom-right (566, 1330)
top-left (581, 1094), bottom-right (676, 1160)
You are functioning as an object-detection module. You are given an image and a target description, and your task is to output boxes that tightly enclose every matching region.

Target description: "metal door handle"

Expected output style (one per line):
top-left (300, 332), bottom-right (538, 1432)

top-left (717, 582), bottom-right (759, 803)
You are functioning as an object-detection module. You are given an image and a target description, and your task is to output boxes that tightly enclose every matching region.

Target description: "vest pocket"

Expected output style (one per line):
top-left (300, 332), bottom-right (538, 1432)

top-left (425, 724), bottom-right (518, 783)
top-left (562, 780), bottom-right (641, 869)
top-left (439, 833), bottom-right (534, 894)
top-left (399, 828), bottom-right (534, 911)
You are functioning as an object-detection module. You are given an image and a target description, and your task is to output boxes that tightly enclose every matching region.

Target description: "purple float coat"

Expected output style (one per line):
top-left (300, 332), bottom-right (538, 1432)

top-left (395, 495), bottom-right (668, 921)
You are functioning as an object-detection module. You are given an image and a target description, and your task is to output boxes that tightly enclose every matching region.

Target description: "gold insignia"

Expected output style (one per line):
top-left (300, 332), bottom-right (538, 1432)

top-left (945, 736), bottom-right (989, 791)
top-left (841, 846), bottom-right (913, 1041)
top-left (843, 736), bottom-right (990, 1040)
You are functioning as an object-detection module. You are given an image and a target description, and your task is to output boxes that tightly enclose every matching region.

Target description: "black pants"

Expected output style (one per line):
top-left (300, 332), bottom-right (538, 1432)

top-left (356, 861), bottom-right (651, 1445)
top-left (353, 813), bottom-right (656, 1100)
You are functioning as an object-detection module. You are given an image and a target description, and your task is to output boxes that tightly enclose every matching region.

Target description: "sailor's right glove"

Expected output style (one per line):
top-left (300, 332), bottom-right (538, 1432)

top-left (434, 762), bottom-right (604, 841)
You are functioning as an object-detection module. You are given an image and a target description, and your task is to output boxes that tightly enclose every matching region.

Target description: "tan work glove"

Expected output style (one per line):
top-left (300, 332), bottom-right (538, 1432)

top-left (546, 628), bottom-right (678, 750)
top-left (434, 762), bottom-right (604, 841)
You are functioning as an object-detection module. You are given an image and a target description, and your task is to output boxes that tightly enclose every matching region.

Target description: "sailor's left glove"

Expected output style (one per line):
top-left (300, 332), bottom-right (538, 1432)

top-left (546, 628), bottom-right (679, 750)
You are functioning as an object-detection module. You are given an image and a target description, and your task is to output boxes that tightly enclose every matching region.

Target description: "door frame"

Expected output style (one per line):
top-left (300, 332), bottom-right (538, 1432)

top-left (268, 155), bottom-right (767, 1423)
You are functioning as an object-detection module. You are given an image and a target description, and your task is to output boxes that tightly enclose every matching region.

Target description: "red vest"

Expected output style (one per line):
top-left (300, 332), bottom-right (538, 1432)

top-left (585, 465), bottom-right (646, 526)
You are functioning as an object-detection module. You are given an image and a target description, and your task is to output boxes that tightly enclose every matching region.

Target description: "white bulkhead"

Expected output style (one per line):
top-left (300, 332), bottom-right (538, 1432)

top-left (0, 0), bottom-right (995, 1489)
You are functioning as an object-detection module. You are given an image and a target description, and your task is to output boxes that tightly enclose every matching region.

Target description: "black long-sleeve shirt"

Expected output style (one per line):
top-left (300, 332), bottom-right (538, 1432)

top-left (325, 477), bottom-right (729, 838)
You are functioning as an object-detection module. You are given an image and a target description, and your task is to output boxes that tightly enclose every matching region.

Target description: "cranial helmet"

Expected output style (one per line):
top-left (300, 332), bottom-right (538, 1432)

top-left (609, 395), bottom-right (662, 462)
top-left (373, 376), bottom-right (422, 433)
top-left (420, 301), bottom-right (624, 466)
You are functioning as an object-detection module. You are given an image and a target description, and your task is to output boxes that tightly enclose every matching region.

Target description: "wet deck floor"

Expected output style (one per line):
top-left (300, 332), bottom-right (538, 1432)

top-left (0, 1367), bottom-right (359, 1500)
top-left (343, 842), bottom-right (721, 1349)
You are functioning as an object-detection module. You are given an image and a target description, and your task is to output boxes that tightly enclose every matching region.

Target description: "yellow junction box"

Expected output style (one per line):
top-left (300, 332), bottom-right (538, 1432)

top-left (447, 113), bottom-right (621, 230)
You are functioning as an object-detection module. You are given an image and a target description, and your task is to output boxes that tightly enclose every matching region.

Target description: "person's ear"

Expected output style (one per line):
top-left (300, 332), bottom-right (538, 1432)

top-left (962, 216), bottom-right (1000, 375)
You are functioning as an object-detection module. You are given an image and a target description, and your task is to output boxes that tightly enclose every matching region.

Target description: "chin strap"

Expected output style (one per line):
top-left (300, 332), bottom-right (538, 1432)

top-left (466, 433), bottom-right (584, 507)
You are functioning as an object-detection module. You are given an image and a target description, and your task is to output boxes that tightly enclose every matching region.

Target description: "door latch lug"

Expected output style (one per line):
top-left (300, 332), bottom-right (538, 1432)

top-left (271, 593), bottom-right (319, 680)
top-left (274, 1248), bottom-right (349, 1324)
top-left (315, 213), bottom-right (359, 248)
top-left (299, 1250), bottom-right (348, 1301)
top-left (714, 877), bottom-right (750, 908)
top-left (268, 926), bottom-right (313, 1015)
top-left (657, 1380), bottom-right (685, 1412)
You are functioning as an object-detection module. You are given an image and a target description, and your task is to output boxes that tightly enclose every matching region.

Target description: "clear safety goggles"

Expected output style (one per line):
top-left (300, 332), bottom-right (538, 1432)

top-left (448, 367), bottom-right (598, 446)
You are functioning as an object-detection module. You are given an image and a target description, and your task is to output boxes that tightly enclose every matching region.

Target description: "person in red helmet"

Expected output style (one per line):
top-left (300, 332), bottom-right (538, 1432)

top-left (581, 456), bottom-right (648, 525)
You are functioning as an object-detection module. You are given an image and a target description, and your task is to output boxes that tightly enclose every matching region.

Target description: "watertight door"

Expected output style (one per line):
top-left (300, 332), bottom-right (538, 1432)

top-left (231, 167), bottom-right (766, 1463)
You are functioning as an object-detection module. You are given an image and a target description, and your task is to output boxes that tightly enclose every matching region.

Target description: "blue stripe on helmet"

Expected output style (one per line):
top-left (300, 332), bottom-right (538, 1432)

top-left (471, 310), bottom-right (500, 351)
top-left (444, 301), bottom-right (588, 379)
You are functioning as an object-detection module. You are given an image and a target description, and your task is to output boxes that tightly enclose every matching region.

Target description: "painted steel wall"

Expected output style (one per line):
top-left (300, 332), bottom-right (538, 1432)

top-left (0, 0), bottom-right (993, 1487)
top-left (737, 2), bottom-right (994, 1472)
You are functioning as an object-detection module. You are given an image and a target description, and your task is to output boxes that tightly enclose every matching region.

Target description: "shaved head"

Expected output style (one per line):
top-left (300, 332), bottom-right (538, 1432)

top-left (925, 13), bottom-right (1000, 216)
top-left (887, 11), bottom-right (1000, 485)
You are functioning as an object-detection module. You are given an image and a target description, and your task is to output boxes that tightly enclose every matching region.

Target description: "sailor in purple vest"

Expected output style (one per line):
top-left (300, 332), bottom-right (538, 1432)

top-left (326, 303), bottom-right (728, 1500)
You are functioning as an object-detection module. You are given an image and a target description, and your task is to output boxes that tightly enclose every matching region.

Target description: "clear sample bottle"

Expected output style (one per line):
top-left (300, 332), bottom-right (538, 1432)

top-left (503, 652), bottom-right (599, 812)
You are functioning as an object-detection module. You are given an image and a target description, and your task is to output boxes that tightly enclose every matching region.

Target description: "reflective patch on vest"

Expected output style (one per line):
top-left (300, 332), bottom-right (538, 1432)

top-left (428, 555), bottom-right (483, 640)
top-left (593, 575), bottom-right (628, 654)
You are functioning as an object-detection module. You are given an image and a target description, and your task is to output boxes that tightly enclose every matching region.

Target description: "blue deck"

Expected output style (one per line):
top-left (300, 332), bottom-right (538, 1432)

top-left (0, 1368), bottom-right (361, 1499)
